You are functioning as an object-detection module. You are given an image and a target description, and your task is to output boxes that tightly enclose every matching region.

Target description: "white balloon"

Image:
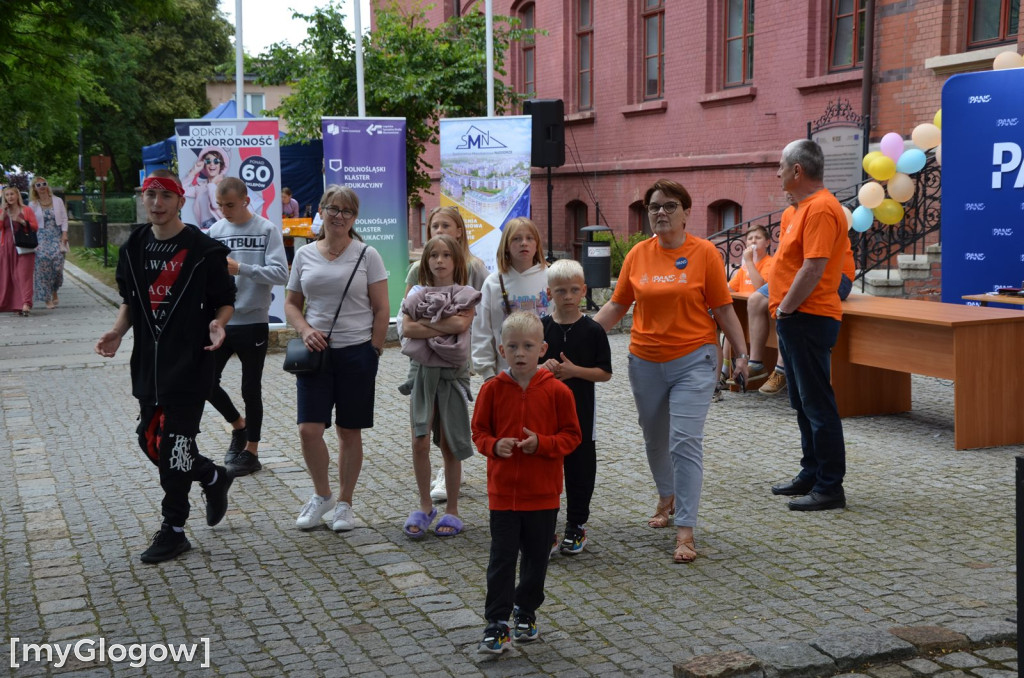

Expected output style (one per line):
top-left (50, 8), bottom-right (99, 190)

top-left (887, 173), bottom-right (915, 202)
top-left (858, 182), bottom-right (885, 209)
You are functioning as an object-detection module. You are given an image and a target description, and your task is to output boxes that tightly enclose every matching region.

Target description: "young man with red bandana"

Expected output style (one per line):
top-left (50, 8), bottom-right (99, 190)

top-left (95, 170), bottom-right (237, 563)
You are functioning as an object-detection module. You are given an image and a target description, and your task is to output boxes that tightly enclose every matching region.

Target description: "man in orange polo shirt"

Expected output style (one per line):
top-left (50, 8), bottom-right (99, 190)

top-left (767, 139), bottom-right (850, 511)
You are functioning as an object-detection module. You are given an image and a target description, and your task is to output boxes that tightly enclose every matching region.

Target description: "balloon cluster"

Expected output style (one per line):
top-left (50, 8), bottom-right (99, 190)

top-left (849, 112), bottom-right (942, 232)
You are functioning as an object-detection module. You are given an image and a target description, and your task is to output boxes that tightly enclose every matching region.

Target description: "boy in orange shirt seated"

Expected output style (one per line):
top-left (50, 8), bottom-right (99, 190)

top-left (719, 225), bottom-right (773, 393)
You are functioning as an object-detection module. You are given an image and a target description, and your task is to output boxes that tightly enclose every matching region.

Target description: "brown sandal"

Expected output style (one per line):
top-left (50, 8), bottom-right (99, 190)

top-left (648, 495), bottom-right (675, 528)
top-left (674, 536), bottom-right (697, 563)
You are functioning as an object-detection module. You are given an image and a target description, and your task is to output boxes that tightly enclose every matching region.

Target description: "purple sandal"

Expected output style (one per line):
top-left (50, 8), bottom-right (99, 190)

top-left (435, 513), bottom-right (464, 537)
top-left (403, 507), bottom-right (437, 539)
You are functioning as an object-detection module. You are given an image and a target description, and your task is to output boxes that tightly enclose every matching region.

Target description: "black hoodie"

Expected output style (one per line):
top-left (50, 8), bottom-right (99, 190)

top-left (116, 223), bottom-right (236, 406)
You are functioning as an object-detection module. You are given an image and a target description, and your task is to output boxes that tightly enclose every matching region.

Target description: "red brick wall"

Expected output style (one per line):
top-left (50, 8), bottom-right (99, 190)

top-left (387, 0), bottom-right (1018, 257)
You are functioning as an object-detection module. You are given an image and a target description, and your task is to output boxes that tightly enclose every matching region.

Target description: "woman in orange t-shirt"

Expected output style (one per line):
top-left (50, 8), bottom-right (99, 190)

top-left (595, 179), bottom-right (749, 565)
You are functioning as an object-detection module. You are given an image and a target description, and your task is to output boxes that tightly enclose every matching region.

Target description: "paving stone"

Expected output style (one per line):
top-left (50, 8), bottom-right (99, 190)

top-left (973, 646), bottom-right (1017, 662)
top-left (746, 641), bottom-right (836, 678)
top-left (932, 652), bottom-right (987, 669)
top-left (889, 627), bottom-right (970, 653)
top-left (674, 651), bottom-right (763, 678)
top-left (812, 630), bottom-right (917, 671)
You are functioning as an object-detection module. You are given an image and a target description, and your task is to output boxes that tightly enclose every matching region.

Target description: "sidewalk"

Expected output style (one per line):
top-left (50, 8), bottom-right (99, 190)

top-left (0, 264), bottom-right (1017, 677)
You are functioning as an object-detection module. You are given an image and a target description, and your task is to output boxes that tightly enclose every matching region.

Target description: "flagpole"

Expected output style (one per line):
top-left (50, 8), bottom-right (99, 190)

top-left (486, 0), bottom-right (494, 117)
top-left (355, 0), bottom-right (366, 117)
top-left (235, 0), bottom-right (244, 116)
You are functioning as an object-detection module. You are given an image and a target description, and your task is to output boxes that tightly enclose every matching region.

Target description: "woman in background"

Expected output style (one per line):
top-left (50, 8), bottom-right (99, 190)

top-left (30, 177), bottom-right (69, 309)
top-left (1, 185), bottom-right (39, 315)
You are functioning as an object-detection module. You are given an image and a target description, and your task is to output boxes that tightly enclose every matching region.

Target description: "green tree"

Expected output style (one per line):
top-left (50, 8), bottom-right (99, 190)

top-left (257, 1), bottom-right (533, 200)
top-left (0, 0), bottom-right (230, 192)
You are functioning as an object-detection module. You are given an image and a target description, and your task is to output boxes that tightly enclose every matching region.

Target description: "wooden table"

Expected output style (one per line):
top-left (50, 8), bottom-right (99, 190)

top-left (962, 293), bottom-right (1024, 308)
top-left (732, 293), bottom-right (1024, 449)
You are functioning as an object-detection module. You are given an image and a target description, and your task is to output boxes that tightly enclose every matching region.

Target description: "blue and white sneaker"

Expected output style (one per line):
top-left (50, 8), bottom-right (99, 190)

top-left (478, 621), bottom-right (510, 654)
top-left (512, 609), bottom-right (539, 643)
top-left (560, 524), bottom-right (588, 555)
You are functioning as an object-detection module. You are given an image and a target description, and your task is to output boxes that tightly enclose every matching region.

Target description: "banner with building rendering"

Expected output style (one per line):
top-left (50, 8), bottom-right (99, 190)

top-left (322, 117), bottom-right (408, 317)
top-left (439, 116), bottom-right (532, 272)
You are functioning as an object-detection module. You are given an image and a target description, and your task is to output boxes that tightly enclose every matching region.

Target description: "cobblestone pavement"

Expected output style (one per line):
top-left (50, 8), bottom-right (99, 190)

top-left (0, 265), bottom-right (1019, 677)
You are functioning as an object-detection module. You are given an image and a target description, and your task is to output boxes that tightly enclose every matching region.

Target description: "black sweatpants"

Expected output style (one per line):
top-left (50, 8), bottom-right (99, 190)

top-left (484, 508), bottom-right (558, 623)
top-left (137, 403), bottom-right (216, 528)
top-left (208, 323), bottom-right (269, 442)
top-left (564, 439), bottom-right (596, 527)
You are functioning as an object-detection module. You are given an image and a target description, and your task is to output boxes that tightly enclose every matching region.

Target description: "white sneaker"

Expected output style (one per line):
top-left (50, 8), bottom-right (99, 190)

top-left (331, 501), bottom-right (356, 531)
top-left (296, 495), bottom-right (335, 530)
top-left (430, 469), bottom-right (447, 502)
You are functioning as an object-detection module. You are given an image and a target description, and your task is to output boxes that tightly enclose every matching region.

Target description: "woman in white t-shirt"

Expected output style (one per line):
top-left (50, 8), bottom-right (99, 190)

top-left (284, 185), bottom-right (390, 534)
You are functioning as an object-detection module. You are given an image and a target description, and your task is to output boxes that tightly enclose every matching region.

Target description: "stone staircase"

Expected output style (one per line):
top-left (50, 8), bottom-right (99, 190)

top-left (857, 242), bottom-right (942, 301)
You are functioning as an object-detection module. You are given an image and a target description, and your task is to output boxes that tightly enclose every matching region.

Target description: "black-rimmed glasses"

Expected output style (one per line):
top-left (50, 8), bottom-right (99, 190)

top-left (646, 201), bottom-right (681, 214)
top-left (324, 206), bottom-right (355, 219)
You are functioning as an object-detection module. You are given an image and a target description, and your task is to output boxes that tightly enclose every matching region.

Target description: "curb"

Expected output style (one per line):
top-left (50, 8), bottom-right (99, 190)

top-left (674, 619), bottom-right (1016, 678)
top-left (63, 260), bottom-right (122, 308)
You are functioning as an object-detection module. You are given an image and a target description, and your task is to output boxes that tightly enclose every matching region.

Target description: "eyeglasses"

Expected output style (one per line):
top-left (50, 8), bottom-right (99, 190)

top-left (34, 181), bottom-right (48, 189)
top-left (324, 206), bottom-right (355, 219)
top-left (203, 156), bottom-right (223, 165)
top-left (647, 201), bottom-right (681, 215)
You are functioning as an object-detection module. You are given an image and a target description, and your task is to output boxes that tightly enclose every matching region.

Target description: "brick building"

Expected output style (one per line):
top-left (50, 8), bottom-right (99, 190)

top-left (384, 0), bottom-right (1021, 258)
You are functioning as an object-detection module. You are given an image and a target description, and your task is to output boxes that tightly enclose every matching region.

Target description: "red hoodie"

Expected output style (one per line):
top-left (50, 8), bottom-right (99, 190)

top-left (472, 369), bottom-right (582, 511)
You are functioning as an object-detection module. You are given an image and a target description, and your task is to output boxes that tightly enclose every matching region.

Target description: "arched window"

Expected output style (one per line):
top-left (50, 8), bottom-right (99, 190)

top-left (630, 200), bottom-right (652, 235)
top-left (566, 199), bottom-right (589, 259)
top-left (709, 199), bottom-right (742, 234)
top-left (519, 3), bottom-right (536, 96)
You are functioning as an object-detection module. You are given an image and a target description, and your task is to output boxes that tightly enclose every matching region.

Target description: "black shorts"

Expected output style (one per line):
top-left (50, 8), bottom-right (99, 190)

top-left (296, 341), bottom-right (379, 429)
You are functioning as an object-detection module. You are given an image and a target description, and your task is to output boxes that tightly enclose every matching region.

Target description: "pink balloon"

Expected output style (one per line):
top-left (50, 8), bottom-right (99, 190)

top-left (880, 132), bottom-right (904, 161)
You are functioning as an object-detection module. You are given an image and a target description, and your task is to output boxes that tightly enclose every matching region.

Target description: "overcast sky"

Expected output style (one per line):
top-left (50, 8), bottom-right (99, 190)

top-left (218, 0), bottom-right (372, 55)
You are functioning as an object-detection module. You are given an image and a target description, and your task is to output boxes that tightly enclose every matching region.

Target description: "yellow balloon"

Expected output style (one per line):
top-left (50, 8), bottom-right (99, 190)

top-left (933, 109), bottom-right (942, 129)
top-left (874, 198), bottom-right (905, 225)
top-left (993, 51), bottom-right (1024, 69)
top-left (887, 173), bottom-right (915, 202)
top-left (868, 155), bottom-right (897, 181)
top-left (862, 151), bottom-right (883, 174)
top-left (911, 123), bottom-right (941, 151)
top-left (858, 181), bottom-right (885, 209)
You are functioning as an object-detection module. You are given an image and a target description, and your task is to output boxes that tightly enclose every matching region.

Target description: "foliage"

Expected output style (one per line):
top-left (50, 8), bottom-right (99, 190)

top-left (68, 246), bottom-right (119, 285)
top-left (594, 231), bottom-right (649, 277)
top-left (256, 1), bottom-right (536, 201)
top-left (103, 198), bottom-right (138, 223)
top-left (0, 0), bottom-right (231, 192)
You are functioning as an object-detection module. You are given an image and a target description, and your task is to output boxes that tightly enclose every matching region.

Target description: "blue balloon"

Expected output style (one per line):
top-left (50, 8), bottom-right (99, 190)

top-left (896, 148), bottom-right (927, 174)
top-left (852, 205), bottom-right (874, 232)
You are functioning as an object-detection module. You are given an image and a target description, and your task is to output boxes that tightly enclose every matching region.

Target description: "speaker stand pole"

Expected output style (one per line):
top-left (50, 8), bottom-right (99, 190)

top-left (546, 166), bottom-right (555, 263)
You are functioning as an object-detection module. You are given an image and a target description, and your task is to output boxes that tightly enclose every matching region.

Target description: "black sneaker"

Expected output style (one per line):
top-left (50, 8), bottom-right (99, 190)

top-left (140, 524), bottom-right (191, 563)
top-left (478, 621), bottom-right (510, 654)
top-left (224, 428), bottom-right (247, 466)
top-left (228, 450), bottom-right (262, 477)
top-left (560, 524), bottom-right (588, 555)
top-left (512, 609), bottom-right (539, 642)
top-left (202, 465), bottom-right (234, 526)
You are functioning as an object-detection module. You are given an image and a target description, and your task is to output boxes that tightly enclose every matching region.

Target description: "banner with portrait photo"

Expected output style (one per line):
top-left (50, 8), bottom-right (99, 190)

top-left (439, 116), bottom-right (532, 272)
top-left (174, 118), bottom-right (283, 232)
top-left (175, 117), bottom-right (285, 323)
top-left (322, 117), bottom-right (407, 316)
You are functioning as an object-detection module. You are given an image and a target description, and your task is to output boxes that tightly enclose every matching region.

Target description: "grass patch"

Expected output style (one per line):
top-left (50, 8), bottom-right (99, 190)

top-left (67, 246), bottom-right (118, 289)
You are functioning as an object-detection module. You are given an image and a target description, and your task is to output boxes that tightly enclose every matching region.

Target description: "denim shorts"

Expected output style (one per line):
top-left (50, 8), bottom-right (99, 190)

top-left (296, 341), bottom-right (379, 429)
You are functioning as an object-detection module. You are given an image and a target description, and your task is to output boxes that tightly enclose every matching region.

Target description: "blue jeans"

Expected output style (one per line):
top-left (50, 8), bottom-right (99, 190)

top-left (775, 312), bottom-right (846, 495)
top-left (627, 344), bottom-right (717, 526)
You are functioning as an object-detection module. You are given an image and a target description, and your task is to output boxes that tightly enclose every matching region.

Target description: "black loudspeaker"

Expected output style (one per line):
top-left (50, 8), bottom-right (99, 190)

top-left (523, 99), bottom-right (565, 168)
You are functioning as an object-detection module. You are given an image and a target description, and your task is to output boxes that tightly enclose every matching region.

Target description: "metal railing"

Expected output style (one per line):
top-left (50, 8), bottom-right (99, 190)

top-left (710, 157), bottom-right (941, 290)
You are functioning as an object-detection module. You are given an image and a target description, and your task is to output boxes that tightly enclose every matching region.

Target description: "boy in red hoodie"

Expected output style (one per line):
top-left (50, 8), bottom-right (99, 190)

top-left (472, 311), bottom-right (582, 653)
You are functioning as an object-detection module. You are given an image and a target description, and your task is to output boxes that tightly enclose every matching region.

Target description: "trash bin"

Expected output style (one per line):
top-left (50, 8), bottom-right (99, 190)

top-left (83, 213), bottom-right (105, 248)
top-left (580, 225), bottom-right (611, 290)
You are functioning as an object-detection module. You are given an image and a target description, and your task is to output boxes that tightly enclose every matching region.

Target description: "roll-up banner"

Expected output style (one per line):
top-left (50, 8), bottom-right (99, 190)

top-left (439, 116), bottom-right (532, 272)
top-left (174, 117), bottom-right (286, 323)
top-left (941, 69), bottom-right (1024, 305)
top-left (322, 117), bottom-right (408, 316)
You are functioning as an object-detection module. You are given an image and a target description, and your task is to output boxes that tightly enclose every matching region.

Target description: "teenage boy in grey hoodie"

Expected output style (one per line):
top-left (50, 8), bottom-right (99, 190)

top-left (207, 177), bottom-right (289, 476)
